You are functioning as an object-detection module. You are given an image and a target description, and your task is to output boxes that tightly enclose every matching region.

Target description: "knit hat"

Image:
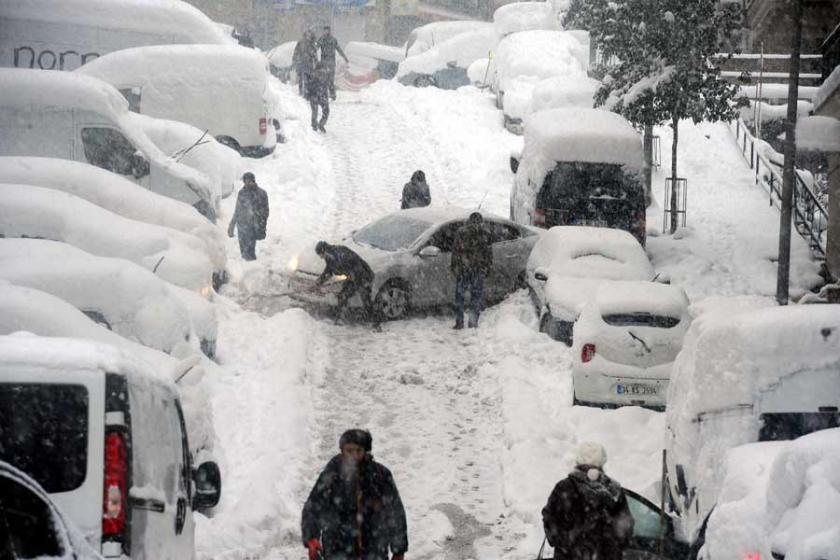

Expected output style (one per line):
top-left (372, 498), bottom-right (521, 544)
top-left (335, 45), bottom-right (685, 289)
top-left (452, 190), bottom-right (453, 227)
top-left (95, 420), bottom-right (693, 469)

top-left (575, 442), bottom-right (607, 469)
top-left (339, 429), bottom-right (372, 452)
top-left (242, 172), bottom-right (255, 182)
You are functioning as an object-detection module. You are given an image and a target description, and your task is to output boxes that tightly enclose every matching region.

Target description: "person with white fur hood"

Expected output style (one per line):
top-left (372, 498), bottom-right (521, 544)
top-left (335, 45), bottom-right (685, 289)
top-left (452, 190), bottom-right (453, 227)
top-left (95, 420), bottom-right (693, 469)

top-left (541, 442), bottom-right (634, 560)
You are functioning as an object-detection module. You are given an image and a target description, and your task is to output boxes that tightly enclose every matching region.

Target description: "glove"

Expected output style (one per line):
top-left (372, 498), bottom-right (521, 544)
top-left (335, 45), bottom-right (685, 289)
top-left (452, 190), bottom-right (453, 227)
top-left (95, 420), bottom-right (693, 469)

top-left (307, 538), bottom-right (321, 560)
top-left (392, 555), bottom-right (404, 560)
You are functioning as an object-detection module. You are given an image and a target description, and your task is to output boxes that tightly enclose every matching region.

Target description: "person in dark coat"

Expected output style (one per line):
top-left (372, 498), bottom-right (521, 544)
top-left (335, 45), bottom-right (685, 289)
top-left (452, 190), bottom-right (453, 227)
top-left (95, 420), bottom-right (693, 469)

top-left (317, 26), bottom-right (348, 100)
top-left (227, 172), bottom-right (269, 261)
top-left (541, 442), bottom-right (634, 560)
top-left (293, 30), bottom-right (319, 96)
top-left (314, 241), bottom-right (381, 329)
top-left (450, 212), bottom-right (493, 329)
top-left (400, 170), bottom-right (431, 210)
top-left (302, 429), bottom-right (408, 560)
top-left (306, 61), bottom-right (331, 132)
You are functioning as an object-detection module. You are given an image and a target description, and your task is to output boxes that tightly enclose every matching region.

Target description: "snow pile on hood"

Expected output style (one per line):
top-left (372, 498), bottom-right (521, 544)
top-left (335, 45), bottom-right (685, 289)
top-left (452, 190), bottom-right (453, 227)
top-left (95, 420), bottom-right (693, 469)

top-left (268, 41), bottom-right (298, 68)
top-left (0, 184), bottom-right (215, 291)
top-left (0, 156), bottom-right (226, 267)
top-left (493, 1), bottom-right (558, 38)
top-left (530, 75), bottom-right (599, 113)
top-left (0, 0), bottom-right (232, 44)
top-left (397, 27), bottom-right (496, 78)
top-left (493, 30), bottom-right (586, 93)
top-left (405, 20), bottom-right (492, 57)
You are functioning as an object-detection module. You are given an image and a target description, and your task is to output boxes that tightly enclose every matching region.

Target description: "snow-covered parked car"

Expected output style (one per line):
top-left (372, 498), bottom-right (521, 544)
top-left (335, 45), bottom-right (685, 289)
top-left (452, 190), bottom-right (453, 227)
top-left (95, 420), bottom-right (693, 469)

top-left (404, 20), bottom-right (492, 58)
top-left (493, 1), bottom-right (559, 40)
top-left (0, 156), bottom-right (227, 284)
top-left (267, 41), bottom-right (297, 82)
top-left (0, 238), bottom-right (217, 358)
top-left (526, 226), bottom-right (657, 345)
top-left (510, 108), bottom-right (646, 243)
top-left (665, 304), bottom-right (840, 552)
top-left (397, 27), bottom-right (496, 89)
top-left (529, 74), bottom-right (599, 114)
top-left (287, 207), bottom-right (539, 321)
top-left (0, 183), bottom-right (218, 292)
top-left (0, 460), bottom-right (102, 559)
top-left (0, 69), bottom-right (219, 220)
top-left (571, 281), bottom-right (691, 409)
top-left (345, 41), bottom-right (404, 82)
top-left (0, 334), bottom-right (221, 557)
top-left (76, 44), bottom-right (276, 158)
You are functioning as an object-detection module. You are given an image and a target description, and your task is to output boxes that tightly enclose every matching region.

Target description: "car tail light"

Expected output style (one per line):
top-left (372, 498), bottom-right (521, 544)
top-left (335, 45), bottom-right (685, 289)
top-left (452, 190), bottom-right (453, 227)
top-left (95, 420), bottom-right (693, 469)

top-left (581, 343), bottom-right (596, 363)
top-left (744, 553), bottom-right (761, 560)
top-left (534, 208), bottom-right (546, 227)
top-left (102, 431), bottom-right (128, 539)
top-left (259, 117), bottom-right (267, 135)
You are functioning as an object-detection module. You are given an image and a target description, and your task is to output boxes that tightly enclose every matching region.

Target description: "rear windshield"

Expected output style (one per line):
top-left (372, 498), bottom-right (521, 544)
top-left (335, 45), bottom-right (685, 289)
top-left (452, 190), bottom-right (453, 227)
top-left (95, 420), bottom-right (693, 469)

top-left (537, 162), bottom-right (643, 209)
top-left (602, 313), bottom-right (681, 329)
top-left (353, 215), bottom-right (432, 251)
top-left (759, 412), bottom-right (840, 442)
top-left (0, 384), bottom-right (89, 493)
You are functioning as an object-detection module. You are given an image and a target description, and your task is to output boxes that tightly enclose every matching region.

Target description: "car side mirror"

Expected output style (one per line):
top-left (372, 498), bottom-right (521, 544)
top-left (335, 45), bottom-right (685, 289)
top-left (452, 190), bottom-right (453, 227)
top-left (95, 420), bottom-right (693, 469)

top-left (192, 461), bottom-right (221, 510)
top-left (419, 245), bottom-right (441, 258)
top-left (509, 155), bottom-right (520, 174)
top-left (534, 268), bottom-right (548, 282)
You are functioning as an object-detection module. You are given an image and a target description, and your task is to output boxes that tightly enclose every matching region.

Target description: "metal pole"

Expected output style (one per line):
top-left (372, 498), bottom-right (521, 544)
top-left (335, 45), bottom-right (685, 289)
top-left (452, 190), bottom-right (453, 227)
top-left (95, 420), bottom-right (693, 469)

top-left (756, 42), bottom-right (765, 139)
top-left (776, 0), bottom-right (804, 305)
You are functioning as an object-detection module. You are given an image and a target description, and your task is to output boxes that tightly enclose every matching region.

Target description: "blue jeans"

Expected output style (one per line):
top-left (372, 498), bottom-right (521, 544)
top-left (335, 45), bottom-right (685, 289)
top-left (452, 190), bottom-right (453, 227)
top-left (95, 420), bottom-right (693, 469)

top-left (454, 272), bottom-right (484, 328)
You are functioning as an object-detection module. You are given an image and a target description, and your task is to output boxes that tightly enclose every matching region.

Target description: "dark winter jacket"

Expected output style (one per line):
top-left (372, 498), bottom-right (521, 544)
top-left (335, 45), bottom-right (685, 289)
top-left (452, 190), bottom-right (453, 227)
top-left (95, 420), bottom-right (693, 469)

top-left (318, 34), bottom-right (347, 64)
top-left (301, 455), bottom-right (408, 560)
top-left (317, 244), bottom-right (374, 285)
top-left (542, 468), bottom-right (634, 560)
top-left (230, 183), bottom-right (269, 238)
top-left (306, 65), bottom-right (331, 103)
top-left (293, 38), bottom-right (318, 74)
top-left (400, 180), bottom-right (431, 209)
top-left (450, 221), bottom-right (493, 277)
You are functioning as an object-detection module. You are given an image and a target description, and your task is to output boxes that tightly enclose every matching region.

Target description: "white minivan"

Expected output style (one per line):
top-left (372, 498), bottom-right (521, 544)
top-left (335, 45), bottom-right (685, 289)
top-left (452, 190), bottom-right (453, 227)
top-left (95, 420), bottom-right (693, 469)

top-left (0, 334), bottom-right (221, 558)
top-left (0, 0), bottom-right (232, 72)
top-left (77, 45), bottom-right (276, 158)
top-left (0, 69), bottom-right (219, 221)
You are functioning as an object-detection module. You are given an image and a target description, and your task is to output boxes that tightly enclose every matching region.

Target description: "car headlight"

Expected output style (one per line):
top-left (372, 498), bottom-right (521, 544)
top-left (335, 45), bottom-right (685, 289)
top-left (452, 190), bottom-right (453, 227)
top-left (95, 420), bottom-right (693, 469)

top-left (200, 285), bottom-right (213, 299)
top-left (333, 274), bottom-right (347, 282)
top-left (288, 255), bottom-right (299, 272)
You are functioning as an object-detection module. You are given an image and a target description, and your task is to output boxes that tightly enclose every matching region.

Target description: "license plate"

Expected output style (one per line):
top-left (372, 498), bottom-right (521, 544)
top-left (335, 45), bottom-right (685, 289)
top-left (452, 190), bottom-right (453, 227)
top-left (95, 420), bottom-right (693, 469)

top-left (616, 383), bottom-right (658, 396)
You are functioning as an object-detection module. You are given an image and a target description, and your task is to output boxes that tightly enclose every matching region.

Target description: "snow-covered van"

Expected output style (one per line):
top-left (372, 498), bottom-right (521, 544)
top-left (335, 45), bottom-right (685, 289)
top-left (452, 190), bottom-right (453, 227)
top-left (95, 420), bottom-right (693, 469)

top-left (510, 108), bottom-right (647, 244)
top-left (77, 45), bottom-right (276, 158)
top-left (664, 305), bottom-right (840, 552)
top-left (0, 0), bottom-right (231, 72)
top-left (0, 69), bottom-right (219, 221)
top-left (0, 334), bottom-right (221, 558)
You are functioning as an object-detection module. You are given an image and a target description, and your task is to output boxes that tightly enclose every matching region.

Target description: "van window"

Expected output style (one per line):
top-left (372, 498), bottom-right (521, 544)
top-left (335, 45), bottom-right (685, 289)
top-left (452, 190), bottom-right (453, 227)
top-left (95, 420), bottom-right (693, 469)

top-left (0, 384), bottom-right (88, 493)
top-left (0, 475), bottom-right (65, 558)
top-left (759, 412), bottom-right (840, 441)
top-left (80, 127), bottom-right (138, 176)
top-left (602, 313), bottom-right (681, 329)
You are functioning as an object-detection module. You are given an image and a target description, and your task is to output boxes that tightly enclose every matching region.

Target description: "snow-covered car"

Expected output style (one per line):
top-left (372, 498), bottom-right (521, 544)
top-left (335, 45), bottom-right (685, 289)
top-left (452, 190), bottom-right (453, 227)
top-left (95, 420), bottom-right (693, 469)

top-left (267, 41), bottom-right (297, 81)
top-left (665, 304), bottom-right (840, 550)
top-left (0, 156), bottom-right (227, 284)
top-left (0, 0), bottom-right (233, 72)
top-left (510, 108), bottom-right (646, 243)
top-left (493, 1), bottom-right (558, 40)
top-left (0, 238), bottom-right (217, 358)
top-left (404, 20), bottom-right (492, 58)
top-left (0, 69), bottom-right (219, 220)
top-left (526, 226), bottom-right (656, 345)
top-left (397, 27), bottom-right (496, 89)
top-left (0, 460), bottom-right (102, 559)
top-left (76, 44), bottom-right (276, 158)
top-left (0, 334), bottom-right (221, 557)
top-left (571, 281), bottom-right (691, 409)
top-left (0, 183), bottom-right (217, 292)
top-left (287, 207), bottom-right (539, 321)
top-left (346, 41), bottom-right (404, 80)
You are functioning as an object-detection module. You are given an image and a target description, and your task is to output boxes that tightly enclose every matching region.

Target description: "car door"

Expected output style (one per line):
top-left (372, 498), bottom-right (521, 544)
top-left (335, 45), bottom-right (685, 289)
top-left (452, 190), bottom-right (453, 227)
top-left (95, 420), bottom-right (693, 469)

top-left (410, 221), bottom-right (463, 306)
top-left (623, 489), bottom-right (691, 560)
top-left (485, 220), bottom-right (530, 298)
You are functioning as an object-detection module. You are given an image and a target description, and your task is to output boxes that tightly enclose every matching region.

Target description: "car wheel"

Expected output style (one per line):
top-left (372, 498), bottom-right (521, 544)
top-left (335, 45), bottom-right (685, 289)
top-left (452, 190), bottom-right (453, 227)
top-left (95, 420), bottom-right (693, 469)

top-left (375, 281), bottom-right (410, 321)
top-left (414, 75), bottom-right (436, 88)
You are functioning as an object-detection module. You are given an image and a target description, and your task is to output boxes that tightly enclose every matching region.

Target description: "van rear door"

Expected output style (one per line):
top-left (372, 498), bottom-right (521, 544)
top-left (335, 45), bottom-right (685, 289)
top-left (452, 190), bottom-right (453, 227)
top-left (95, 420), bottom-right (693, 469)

top-left (0, 366), bottom-right (105, 547)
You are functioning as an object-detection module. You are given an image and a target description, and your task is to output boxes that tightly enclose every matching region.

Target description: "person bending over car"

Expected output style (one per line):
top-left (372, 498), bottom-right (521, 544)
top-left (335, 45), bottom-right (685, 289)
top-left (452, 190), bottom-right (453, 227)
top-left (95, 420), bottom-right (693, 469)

top-left (314, 241), bottom-right (381, 330)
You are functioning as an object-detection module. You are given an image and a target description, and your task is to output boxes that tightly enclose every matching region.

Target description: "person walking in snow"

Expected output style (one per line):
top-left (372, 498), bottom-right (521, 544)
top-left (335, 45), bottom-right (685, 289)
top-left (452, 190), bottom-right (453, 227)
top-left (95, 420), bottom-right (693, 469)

top-left (313, 241), bottom-right (381, 330)
top-left (317, 25), bottom-right (348, 100)
top-left (293, 30), bottom-right (319, 96)
top-left (227, 172), bottom-right (269, 261)
top-left (541, 442), bottom-right (634, 560)
top-left (450, 212), bottom-right (493, 329)
top-left (306, 61), bottom-right (331, 133)
top-left (302, 429), bottom-right (408, 560)
top-left (400, 170), bottom-right (431, 209)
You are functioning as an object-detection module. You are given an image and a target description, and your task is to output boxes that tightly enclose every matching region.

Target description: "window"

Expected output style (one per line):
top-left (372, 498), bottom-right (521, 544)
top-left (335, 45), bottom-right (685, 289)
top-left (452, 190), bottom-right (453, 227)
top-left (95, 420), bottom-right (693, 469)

top-left (0, 475), bottom-right (64, 558)
top-left (353, 215), bottom-right (432, 251)
top-left (0, 384), bottom-right (89, 493)
top-left (119, 87), bottom-right (142, 113)
top-left (602, 313), bottom-right (681, 329)
top-left (129, 384), bottom-right (183, 504)
top-left (428, 221), bottom-right (464, 253)
top-left (487, 221), bottom-right (521, 243)
top-left (81, 127), bottom-right (142, 177)
top-left (626, 493), bottom-right (662, 539)
top-left (759, 412), bottom-right (840, 442)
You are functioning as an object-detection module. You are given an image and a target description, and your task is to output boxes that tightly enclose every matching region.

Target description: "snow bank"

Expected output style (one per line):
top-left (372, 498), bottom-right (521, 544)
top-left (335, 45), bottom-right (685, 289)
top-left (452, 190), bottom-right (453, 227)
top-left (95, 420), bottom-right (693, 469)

top-left (493, 30), bottom-right (587, 93)
top-left (0, 156), bottom-right (226, 267)
top-left (405, 20), bottom-right (492, 57)
top-left (397, 27), bottom-right (496, 78)
top-left (796, 115), bottom-right (840, 152)
top-left (0, 183), bottom-right (215, 291)
top-left (493, 1), bottom-right (558, 38)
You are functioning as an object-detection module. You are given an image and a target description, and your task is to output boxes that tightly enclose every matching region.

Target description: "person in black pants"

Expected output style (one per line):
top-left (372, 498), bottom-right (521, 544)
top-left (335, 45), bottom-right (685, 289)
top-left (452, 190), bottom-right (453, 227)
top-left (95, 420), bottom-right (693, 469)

top-left (314, 241), bottom-right (381, 330)
top-left (306, 62), bottom-right (331, 133)
top-left (317, 25), bottom-right (348, 100)
top-left (227, 172), bottom-right (269, 260)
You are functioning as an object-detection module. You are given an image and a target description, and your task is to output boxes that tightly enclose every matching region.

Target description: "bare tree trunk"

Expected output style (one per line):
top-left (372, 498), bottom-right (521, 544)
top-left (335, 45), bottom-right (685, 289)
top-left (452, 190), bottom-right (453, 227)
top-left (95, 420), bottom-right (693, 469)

top-left (643, 124), bottom-right (653, 207)
top-left (670, 116), bottom-right (679, 234)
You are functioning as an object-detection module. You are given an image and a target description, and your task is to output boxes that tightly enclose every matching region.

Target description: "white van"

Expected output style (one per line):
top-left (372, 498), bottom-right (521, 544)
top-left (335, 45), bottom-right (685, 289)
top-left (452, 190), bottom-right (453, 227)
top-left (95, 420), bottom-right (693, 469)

top-left (0, 334), bottom-right (221, 558)
top-left (0, 68), bottom-right (219, 221)
top-left (0, 0), bottom-right (231, 72)
top-left (77, 45), bottom-right (276, 158)
top-left (664, 304), bottom-right (840, 551)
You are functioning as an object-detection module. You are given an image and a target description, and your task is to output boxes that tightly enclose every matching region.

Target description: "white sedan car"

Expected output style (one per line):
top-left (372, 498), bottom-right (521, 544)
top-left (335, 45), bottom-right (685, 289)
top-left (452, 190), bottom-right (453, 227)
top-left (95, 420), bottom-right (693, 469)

top-left (571, 280), bottom-right (691, 409)
top-left (287, 207), bottom-right (539, 321)
top-left (526, 226), bottom-right (660, 345)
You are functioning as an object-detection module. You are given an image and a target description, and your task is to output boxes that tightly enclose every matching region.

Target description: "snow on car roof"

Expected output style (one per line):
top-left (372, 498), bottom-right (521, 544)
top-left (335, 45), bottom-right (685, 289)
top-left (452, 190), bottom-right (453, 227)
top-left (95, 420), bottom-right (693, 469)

top-left (0, 0), bottom-right (231, 45)
top-left (530, 75), bottom-right (600, 113)
top-left (593, 280), bottom-right (689, 318)
top-left (396, 205), bottom-right (508, 225)
top-left (397, 27), bottom-right (496, 78)
top-left (406, 20), bottom-right (492, 56)
top-left (346, 42), bottom-right (406, 64)
top-left (268, 41), bottom-right (298, 68)
top-left (493, 1), bottom-right (557, 38)
top-left (494, 30), bottom-right (587, 93)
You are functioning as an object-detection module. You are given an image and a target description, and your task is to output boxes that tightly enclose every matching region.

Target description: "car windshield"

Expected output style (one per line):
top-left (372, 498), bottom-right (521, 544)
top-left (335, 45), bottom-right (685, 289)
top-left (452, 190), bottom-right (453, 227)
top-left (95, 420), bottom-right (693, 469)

top-left (352, 215), bottom-right (432, 251)
top-left (602, 313), bottom-right (681, 329)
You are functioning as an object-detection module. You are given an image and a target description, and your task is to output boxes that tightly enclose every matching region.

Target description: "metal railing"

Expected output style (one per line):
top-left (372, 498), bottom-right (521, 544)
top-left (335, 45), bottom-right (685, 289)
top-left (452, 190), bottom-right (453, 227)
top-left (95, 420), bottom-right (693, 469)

top-left (729, 117), bottom-right (828, 259)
